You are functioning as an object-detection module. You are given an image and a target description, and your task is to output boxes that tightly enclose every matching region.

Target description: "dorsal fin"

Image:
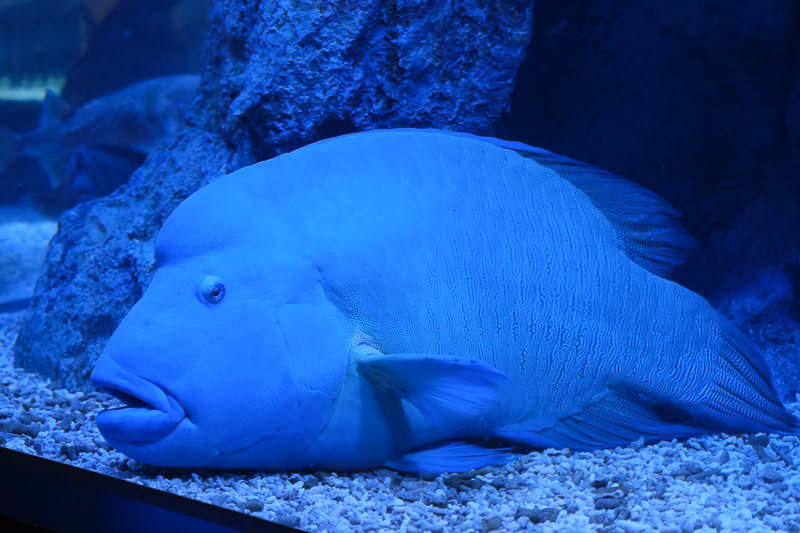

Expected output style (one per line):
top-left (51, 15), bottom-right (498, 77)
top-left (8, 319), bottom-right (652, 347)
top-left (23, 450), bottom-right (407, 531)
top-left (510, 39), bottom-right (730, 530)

top-left (509, 146), bottom-right (699, 278)
top-left (309, 129), bottom-right (699, 278)
top-left (426, 130), bottom-right (699, 278)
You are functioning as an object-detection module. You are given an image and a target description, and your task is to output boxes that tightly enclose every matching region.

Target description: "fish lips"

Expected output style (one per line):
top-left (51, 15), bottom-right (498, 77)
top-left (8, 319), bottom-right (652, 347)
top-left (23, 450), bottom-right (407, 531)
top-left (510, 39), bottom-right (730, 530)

top-left (91, 357), bottom-right (185, 444)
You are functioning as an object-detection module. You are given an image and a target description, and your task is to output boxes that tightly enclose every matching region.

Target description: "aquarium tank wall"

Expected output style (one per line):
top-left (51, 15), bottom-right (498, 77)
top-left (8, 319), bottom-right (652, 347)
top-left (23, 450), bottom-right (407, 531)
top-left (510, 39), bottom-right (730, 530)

top-left (1, 0), bottom-right (800, 532)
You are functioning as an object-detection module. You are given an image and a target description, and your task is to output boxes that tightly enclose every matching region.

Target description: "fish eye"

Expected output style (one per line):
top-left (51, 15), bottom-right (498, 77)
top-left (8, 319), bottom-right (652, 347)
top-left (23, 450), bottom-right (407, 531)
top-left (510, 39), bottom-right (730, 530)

top-left (200, 276), bottom-right (225, 304)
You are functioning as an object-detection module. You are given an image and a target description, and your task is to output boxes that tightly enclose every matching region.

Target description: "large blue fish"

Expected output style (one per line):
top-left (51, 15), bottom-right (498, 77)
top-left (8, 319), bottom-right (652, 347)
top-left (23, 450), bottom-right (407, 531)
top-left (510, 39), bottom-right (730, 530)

top-left (90, 129), bottom-right (799, 473)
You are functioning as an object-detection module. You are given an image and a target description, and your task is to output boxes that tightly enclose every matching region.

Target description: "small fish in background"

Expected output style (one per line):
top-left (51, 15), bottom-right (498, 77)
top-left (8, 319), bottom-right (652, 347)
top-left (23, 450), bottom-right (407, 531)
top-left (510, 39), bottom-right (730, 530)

top-left (91, 129), bottom-right (799, 474)
top-left (63, 144), bottom-right (146, 205)
top-left (0, 74), bottom-right (199, 190)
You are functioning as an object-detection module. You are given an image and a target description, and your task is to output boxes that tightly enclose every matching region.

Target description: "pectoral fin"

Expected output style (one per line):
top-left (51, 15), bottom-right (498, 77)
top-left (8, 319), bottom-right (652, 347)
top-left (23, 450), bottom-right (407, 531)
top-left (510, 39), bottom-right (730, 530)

top-left (356, 352), bottom-right (510, 426)
top-left (384, 440), bottom-right (513, 473)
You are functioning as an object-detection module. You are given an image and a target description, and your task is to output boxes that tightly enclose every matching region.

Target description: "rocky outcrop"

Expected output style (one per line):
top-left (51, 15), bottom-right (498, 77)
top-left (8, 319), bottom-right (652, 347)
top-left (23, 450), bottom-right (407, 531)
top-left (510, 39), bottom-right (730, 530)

top-left (197, 0), bottom-right (533, 163)
top-left (13, 0), bottom-right (533, 390)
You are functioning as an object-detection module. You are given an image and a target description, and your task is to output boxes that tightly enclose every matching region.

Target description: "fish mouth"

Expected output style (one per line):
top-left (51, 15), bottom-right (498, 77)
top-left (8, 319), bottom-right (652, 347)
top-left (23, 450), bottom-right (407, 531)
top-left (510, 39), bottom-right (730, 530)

top-left (91, 357), bottom-right (185, 444)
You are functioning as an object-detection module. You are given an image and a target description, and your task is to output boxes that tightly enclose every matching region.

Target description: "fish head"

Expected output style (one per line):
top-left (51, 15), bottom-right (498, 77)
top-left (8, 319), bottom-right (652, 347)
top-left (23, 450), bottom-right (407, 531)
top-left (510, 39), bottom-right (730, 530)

top-left (91, 166), bottom-right (351, 468)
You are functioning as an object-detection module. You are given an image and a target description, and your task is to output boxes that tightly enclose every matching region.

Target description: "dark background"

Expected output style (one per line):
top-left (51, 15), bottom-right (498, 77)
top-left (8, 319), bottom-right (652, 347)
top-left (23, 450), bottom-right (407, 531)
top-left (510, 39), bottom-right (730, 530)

top-left (503, 0), bottom-right (800, 318)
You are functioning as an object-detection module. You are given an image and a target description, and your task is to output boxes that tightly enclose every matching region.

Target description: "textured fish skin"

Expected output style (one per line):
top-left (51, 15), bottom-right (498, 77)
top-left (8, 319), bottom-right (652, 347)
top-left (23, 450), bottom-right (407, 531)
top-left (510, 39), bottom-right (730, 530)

top-left (91, 129), bottom-right (798, 472)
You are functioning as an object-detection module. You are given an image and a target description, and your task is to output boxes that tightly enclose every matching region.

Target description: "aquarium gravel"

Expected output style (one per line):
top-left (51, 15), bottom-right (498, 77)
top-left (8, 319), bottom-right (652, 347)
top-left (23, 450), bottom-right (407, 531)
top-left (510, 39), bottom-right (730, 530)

top-left (2, 310), bottom-right (800, 533)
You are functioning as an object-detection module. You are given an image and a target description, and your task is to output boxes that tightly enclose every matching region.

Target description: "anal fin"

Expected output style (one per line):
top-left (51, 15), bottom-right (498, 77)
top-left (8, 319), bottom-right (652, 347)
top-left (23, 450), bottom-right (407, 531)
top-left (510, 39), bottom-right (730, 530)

top-left (497, 316), bottom-right (800, 451)
top-left (497, 389), bottom-right (708, 451)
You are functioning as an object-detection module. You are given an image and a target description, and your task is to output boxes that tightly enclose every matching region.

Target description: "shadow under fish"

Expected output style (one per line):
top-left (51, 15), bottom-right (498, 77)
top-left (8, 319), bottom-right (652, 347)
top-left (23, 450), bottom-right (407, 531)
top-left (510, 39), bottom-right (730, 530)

top-left (90, 129), bottom-right (800, 474)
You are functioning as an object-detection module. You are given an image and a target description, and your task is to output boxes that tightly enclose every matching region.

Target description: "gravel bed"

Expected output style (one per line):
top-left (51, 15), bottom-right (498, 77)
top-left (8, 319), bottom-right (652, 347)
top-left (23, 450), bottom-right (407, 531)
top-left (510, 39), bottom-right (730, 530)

top-left (2, 310), bottom-right (800, 532)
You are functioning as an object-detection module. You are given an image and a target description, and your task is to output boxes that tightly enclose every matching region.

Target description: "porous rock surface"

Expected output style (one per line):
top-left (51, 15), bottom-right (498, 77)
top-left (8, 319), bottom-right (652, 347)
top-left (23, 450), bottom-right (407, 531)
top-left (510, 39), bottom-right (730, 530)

top-left (198, 0), bottom-right (533, 163)
top-left (13, 0), bottom-right (534, 389)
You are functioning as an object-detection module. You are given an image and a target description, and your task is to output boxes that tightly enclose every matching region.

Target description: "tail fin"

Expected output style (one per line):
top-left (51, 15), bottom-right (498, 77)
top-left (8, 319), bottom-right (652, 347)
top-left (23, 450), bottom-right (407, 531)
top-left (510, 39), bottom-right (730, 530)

top-left (695, 318), bottom-right (799, 434)
top-left (0, 126), bottom-right (21, 174)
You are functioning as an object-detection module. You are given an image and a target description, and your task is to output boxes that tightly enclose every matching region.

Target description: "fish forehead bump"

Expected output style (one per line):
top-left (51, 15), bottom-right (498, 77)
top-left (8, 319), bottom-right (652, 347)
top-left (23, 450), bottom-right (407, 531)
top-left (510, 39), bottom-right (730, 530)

top-left (153, 140), bottom-right (355, 267)
top-left (154, 160), bottom-right (285, 266)
top-left (155, 130), bottom-right (525, 270)
top-left (154, 129), bottom-right (522, 271)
